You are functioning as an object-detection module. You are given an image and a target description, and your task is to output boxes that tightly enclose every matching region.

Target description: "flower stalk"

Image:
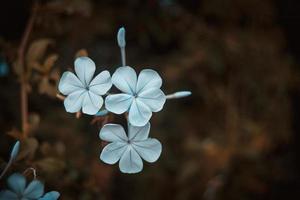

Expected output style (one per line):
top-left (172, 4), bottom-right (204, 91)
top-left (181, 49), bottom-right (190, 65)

top-left (18, 2), bottom-right (38, 138)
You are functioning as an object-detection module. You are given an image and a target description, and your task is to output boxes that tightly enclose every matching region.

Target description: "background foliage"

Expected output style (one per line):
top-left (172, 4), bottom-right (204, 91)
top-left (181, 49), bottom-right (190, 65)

top-left (1, 0), bottom-right (300, 199)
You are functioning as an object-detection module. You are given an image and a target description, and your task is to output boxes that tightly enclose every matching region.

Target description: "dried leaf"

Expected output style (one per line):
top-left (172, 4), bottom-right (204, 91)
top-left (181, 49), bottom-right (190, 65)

top-left (38, 76), bottom-right (58, 97)
top-left (17, 137), bottom-right (39, 160)
top-left (35, 157), bottom-right (65, 173)
top-left (6, 128), bottom-right (22, 139)
top-left (43, 54), bottom-right (58, 73)
top-left (28, 113), bottom-right (40, 132)
top-left (26, 39), bottom-right (54, 63)
top-left (26, 39), bottom-right (54, 74)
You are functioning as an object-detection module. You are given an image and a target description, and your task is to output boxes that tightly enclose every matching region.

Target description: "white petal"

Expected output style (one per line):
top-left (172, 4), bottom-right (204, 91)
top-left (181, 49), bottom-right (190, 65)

top-left (136, 69), bottom-right (162, 93)
top-left (112, 66), bottom-right (137, 94)
top-left (133, 138), bottom-right (162, 163)
top-left (100, 142), bottom-right (127, 164)
top-left (82, 91), bottom-right (103, 115)
top-left (119, 146), bottom-right (143, 174)
top-left (63, 90), bottom-right (86, 113)
top-left (138, 88), bottom-right (166, 112)
top-left (128, 99), bottom-right (152, 127)
top-left (89, 70), bottom-right (112, 95)
top-left (74, 57), bottom-right (96, 86)
top-left (58, 72), bottom-right (84, 95)
top-left (99, 124), bottom-right (128, 142)
top-left (105, 94), bottom-right (133, 114)
top-left (128, 122), bottom-right (150, 141)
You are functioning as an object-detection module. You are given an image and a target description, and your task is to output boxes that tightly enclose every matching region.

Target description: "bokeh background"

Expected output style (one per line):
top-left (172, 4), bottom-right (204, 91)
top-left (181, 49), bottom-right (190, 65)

top-left (1, 0), bottom-right (300, 199)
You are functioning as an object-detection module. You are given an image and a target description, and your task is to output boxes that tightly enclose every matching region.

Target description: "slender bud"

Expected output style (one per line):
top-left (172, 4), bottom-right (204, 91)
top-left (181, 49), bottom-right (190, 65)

top-left (173, 91), bottom-right (192, 98)
top-left (166, 91), bottom-right (192, 99)
top-left (117, 27), bottom-right (126, 48)
top-left (10, 141), bottom-right (20, 161)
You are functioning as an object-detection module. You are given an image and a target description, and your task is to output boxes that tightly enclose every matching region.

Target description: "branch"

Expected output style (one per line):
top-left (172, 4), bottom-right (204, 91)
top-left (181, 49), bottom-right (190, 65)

top-left (18, 2), bottom-right (38, 137)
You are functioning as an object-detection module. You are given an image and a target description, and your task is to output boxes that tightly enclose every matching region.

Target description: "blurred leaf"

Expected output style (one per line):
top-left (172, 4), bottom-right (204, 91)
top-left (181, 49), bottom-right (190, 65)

top-left (28, 113), bottom-right (40, 132)
top-left (6, 128), bottom-right (22, 139)
top-left (43, 54), bottom-right (58, 73)
top-left (26, 39), bottom-right (54, 74)
top-left (38, 69), bottom-right (60, 98)
top-left (17, 137), bottom-right (39, 160)
top-left (35, 157), bottom-right (65, 173)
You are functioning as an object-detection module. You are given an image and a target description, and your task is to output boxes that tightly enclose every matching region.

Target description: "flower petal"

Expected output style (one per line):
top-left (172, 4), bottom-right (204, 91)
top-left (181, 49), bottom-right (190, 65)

top-left (138, 88), bottom-right (166, 112)
top-left (100, 142), bottom-right (127, 164)
top-left (133, 138), bottom-right (162, 163)
top-left (128, 122), bottom-right (150, 141)
top-left (99, 124), bottom-right (128, 142)
top-left (74, 57), bottom-right (96, 86)
top-left (128, 99), bottom-right (152, 127)
top-left (0, 190), bottom-right (18, 200)
top-left (119, 146), bottom-right (143, 174)
top-left (23, 180), bottom-right (44, 199)
top-left (89, 70), bottom-right (112, 95)
top-left (105, 94), bottom-right (133, 114)
top-left (63, 90), bottom-right (86, 113)
top-left (58, 71), bottom-right (84, 95)
top-left (7, 173), bottom-right (26, 195)
top-left (82, 91), bottom-right (103, 115)
top-left (39, 191), bottom-right (60, 200)
top-left (136, 69), bottom-right (162, 93)
top-left (112, 66), bottom-right (137, 94)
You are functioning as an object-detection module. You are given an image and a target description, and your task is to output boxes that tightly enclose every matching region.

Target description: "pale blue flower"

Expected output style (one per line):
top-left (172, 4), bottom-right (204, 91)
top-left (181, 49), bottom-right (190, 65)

top-left (0, 173), bottom-right (60, 200)
top-left (99, 122), bottom-right (162, 174)
top-left (105, 66), bottom-right (166, 126)
top-left (58, 56), bottom-right (112, 115)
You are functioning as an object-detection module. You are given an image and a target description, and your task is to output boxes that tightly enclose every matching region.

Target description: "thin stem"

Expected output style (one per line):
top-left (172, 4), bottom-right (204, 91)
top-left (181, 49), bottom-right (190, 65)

top-left (120, 47), bottom-right (126, 66)
top-left (56, 93), bottom-right (66, 101)
top-left (0, 160), bottom-right (12, 179)
top-left (23, 167), bottom-right (37, 179)
top-left (166, 94), bottom-right (176, 99)
top-left (18, 2), bottom-right (38, 137)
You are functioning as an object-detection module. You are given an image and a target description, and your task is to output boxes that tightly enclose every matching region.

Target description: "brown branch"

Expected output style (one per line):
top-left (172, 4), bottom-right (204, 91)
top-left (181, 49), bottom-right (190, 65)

top-left (18, 2), bottom-right (38, 138)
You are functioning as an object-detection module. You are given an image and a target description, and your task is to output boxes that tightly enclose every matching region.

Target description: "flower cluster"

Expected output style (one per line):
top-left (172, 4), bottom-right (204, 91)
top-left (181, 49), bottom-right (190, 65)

top-left (58, 27), bottom-right (191, 174)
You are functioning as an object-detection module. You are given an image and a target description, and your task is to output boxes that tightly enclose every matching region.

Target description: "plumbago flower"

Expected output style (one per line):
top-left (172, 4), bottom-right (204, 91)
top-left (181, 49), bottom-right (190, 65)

top-left (0, 173), bottom-right (60, 200)
top-left (99, 122), bottom-right (162, 174)
top-left (105, 66), bottom-right (166, 126)
top-left (58, 57), bottom-right (112, 115)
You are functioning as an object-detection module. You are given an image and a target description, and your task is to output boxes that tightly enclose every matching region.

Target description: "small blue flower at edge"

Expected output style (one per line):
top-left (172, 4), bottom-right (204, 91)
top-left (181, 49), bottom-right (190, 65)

top-left (0, 173), bottom-right (60, 200)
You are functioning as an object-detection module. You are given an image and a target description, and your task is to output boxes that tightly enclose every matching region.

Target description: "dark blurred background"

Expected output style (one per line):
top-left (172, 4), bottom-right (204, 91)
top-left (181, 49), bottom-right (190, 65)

top-left (1, 0), bottom-right (300, 199)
